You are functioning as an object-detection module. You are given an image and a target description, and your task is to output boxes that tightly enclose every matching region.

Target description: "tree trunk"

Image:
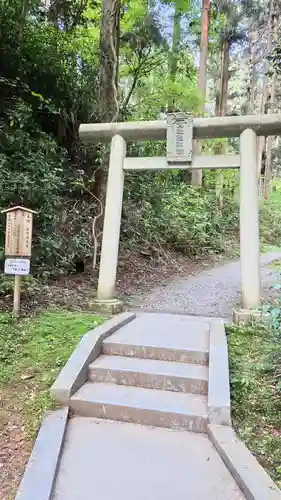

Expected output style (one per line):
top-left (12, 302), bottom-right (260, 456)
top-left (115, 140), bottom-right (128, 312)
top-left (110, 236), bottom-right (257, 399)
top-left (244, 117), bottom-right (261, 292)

top-left (245, 26), bottom-right (259, 114)
top-left (264, 2), bottom-right (278, 199)
top-left (215, 35), bottom-right (230, 209)
top-left (218, 37), bottom-right (230, 117)
top-left (168, 5), bottom-right (181, 112)
top-left (95, 0), bottom-right (120, 203)
top-left (264, 74), bottom-right (276, 198)
top-left (257, 0), bottom-right (274, 183)
top-left (192, 0), bottom-right (211, 187)
top-left (249, 66), bottom-right (257, 113)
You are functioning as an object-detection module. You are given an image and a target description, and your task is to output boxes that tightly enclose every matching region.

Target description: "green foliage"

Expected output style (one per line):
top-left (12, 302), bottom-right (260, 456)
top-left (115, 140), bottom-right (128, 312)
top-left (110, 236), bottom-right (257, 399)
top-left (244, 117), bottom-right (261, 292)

top-left (0, 0), bottom-right (207, 277)
top-left (0, 274), bottom-right (41, 297)
top-left (265, 303), bottom-right (281, 330)
top-left (1, 101), bottom-right (66, 266)
top-left (132, 49), bottom-right (200, 118)
top-left (270, 44), bottom-right (281, 74)
top-left (1, 0), bottom-right (279, 281)
top-left (0, 0), bottom-right (100, 274)
top-left (260, 182), bottom-right (281, 248)
top-left (262, 255), bottom-right (281, 330)
top-left (228, 323), bottom-right (281, 487)
top-left (123, 173), bottom-right (239, 255)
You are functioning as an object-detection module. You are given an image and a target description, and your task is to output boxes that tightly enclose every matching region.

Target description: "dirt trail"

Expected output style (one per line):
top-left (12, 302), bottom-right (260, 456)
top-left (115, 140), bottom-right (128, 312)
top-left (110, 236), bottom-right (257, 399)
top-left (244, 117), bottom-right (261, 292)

top-left (133, 252), bottom-right (281, 320)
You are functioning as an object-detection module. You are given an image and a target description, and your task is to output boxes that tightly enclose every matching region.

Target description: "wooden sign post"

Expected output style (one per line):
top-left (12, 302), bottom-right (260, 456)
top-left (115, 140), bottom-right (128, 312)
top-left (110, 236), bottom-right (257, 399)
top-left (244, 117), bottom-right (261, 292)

top-left (1, 206), bottom-right (36, 316)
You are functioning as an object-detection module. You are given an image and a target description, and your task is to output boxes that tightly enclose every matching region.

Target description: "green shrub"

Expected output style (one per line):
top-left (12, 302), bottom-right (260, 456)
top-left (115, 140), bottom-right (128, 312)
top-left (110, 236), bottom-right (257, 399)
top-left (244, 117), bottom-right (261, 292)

top-left (0, 1), bottom-right (99, 277)
top-left (0, 274), bottom-right (41, 297)
top-left (1, 101), bottom-right (65, 273)
top-left (0, 101), bottom-right (94, 276)
top-left (227, 323), bottom-right (281, 487)
top-left (260, 185), bottom-right (281, 247)
top-left (123, 172), bottom-right (239, 255)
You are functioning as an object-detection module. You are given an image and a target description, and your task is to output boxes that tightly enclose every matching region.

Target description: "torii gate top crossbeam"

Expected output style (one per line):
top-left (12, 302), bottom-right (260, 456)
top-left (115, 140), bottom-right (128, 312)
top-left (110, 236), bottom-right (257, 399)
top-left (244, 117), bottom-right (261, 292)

top-left (80, 113), bottom-right (281, 143)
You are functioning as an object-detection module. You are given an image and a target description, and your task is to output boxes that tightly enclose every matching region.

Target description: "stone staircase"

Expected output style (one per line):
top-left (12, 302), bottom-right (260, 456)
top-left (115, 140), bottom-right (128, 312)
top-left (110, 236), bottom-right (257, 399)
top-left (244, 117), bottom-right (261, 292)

top-left (70, 314), bottom-right (210, 432)
top-left (18, 313), bottom-right (281, 500)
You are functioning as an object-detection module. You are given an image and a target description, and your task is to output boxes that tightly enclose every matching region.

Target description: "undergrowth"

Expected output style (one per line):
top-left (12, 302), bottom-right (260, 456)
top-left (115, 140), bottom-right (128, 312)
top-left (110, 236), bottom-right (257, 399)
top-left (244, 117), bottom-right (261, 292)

top-left (260, 181), bottom-right (281, 248)
top-left (123, 172), bottom-right (239, 256)
top-left (0, 273), bottom-right (41, 298)
top-left (227, 323), bottom-right (281, 487)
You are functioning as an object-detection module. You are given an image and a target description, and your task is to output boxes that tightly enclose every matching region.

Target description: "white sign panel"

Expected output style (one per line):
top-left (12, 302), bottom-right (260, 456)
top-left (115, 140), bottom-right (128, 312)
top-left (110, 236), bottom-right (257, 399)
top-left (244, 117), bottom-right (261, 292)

top-left (166, 113), bottom-right (193, 164)
top-left (4, 258), bottom-right (30, 275)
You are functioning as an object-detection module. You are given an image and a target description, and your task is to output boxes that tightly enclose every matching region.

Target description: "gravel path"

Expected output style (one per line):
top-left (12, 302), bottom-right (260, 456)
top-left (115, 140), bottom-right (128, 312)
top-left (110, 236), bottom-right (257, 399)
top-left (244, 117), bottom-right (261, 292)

top-left (135, 252), bottom-right (281, 320)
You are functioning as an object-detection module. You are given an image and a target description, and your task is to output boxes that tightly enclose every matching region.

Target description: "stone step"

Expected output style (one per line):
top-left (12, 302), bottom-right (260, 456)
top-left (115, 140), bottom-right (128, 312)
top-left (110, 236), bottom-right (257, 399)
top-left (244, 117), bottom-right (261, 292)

top-left (102, 314), bottom-right (210, 365)
top-left (70, 382), bottom-right (208, 432)
top-left (103, 341), bottom-right (208, 365)
top-left (88, 355), bottom-right (208, 394)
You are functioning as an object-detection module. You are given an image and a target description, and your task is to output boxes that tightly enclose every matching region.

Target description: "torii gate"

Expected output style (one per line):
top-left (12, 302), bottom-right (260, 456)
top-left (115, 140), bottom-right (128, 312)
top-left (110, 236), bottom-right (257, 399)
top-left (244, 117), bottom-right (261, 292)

top-left (79, 113), bottom-right (281, 319)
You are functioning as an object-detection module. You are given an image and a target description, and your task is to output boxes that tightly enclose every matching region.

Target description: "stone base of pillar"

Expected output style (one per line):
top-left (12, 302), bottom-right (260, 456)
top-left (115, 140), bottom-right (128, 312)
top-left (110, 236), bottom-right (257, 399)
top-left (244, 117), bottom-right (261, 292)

top-left (89, 298), bottom-right (124, 315)
top-left (232, 308), bottom-right (271, 325)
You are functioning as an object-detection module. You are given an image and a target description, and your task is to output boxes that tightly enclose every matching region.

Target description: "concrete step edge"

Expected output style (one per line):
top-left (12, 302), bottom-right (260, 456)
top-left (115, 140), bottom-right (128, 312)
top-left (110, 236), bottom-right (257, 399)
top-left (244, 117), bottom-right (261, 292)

top-left (88, 356), bottom-right (208, 394)
top-left (102, 342), bottom-right (209, 365)
top-left (70, 382), bottom-right (208, 432)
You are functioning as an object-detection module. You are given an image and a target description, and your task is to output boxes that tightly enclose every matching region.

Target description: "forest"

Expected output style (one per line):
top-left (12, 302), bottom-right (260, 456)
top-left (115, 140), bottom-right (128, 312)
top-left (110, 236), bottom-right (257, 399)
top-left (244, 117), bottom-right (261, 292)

top-left (1, 0), bottom-right (281, 280)
top-left (2, 2), bottom-right (281, 497)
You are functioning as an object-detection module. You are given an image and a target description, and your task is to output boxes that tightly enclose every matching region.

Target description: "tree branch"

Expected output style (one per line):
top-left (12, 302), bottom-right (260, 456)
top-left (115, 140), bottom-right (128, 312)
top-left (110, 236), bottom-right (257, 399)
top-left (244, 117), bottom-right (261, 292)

top-left (69, 0), bottom-right (88, 30)
top-left (73, 181), bottom-right (103, 270)
top-left (120, 69), bottom-right (140, 113)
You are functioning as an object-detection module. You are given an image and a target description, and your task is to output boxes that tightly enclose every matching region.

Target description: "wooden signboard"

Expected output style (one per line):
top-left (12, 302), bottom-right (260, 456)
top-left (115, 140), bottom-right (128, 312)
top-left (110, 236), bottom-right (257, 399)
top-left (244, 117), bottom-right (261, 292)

top-left (1, 206), bottom-right (36, 315)
top-left (166, 113), bottom-right (193, 165)
top-left (3, 206), bottom-right (34, 258)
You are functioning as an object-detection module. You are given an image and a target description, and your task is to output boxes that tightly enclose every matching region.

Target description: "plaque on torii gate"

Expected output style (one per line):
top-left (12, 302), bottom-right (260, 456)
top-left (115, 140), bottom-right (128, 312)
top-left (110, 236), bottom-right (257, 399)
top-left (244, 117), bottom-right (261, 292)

top-left (166, 113), bottom-right (193, 165)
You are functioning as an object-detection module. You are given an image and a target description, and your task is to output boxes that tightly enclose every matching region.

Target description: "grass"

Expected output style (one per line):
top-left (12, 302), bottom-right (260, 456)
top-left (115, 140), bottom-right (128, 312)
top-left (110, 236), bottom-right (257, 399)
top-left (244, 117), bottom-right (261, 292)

top-left (0, 310), bottom-right (104, 435)
top-left (227, 323), bottom-right (281, 487)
